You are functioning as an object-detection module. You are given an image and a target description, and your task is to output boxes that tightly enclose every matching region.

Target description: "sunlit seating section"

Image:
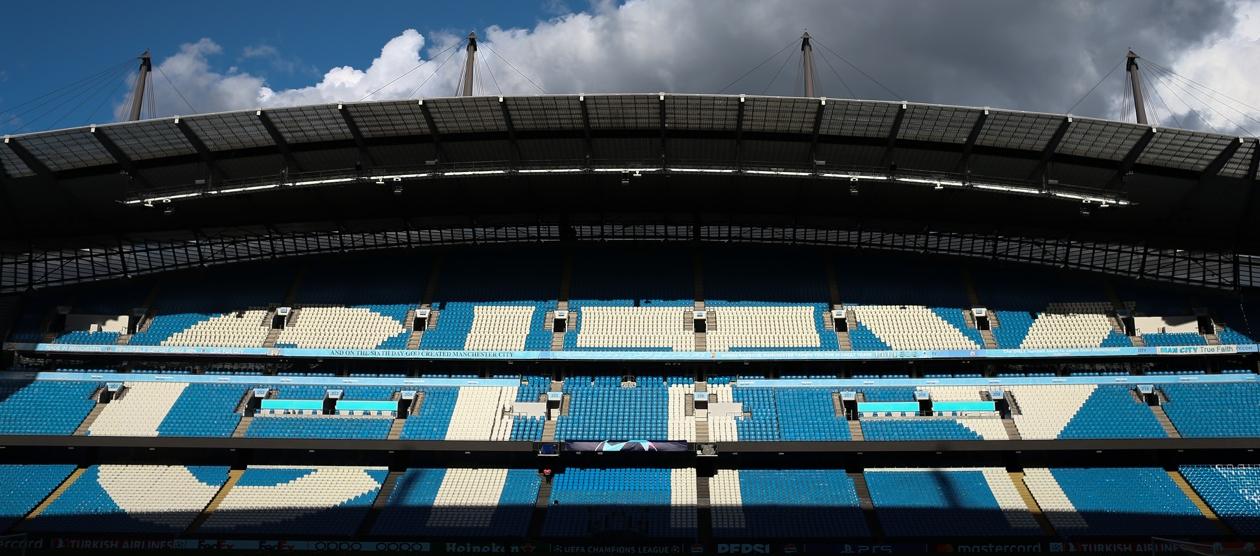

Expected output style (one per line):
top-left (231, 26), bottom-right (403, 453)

top-left (1161, 382), bottom-right (1260, 438)
top-left (199, 466), bottom-right (387, 536)
top-left (974, 267), bottom-right (1131, 349)
top-left (555, 376), bottom-right (668, 441)
top-left (421, 249), bottom-right (558, 351)
top-left (839, 256), bottom-right (983, 351)
top-left (711, 469), bottom-right (867, 538)
top-left (703, 247), bottom-right (837, 351)
top-left (372, 468), bottom-right (541, 537)
top-left (129, 263), bottom-right (293, 348)
top-left (26, 465), bottom-right (228, 533)
top-left (1023, 467), bottom-right (1215, 536)
top-left (565, 247), bottom-right (694, 351)
top-left (275, 253), bottom-right (427, 350)
top-left (0, 379), bottom-right (100, 435)
top-left (1008, 384), bottom-right (1166, 440)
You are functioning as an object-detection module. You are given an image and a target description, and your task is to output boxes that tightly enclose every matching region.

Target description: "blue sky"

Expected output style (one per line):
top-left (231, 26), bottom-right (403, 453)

top-left (2, 0), bottom-right (1257, 136)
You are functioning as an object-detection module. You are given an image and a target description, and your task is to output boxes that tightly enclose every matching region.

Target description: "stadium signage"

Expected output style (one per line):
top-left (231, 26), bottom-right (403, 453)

top-left (13, 342), bottom-right (1254, 362)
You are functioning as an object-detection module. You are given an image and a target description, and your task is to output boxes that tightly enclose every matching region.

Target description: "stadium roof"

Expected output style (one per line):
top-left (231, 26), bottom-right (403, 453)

top-left (0, 94), bottom-right (1257, 291)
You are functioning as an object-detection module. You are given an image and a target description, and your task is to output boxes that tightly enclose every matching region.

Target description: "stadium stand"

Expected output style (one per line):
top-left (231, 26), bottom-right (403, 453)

top-left (839, 256), bottom-right (985, 350)
top-left (372, 468), bottom-right (541, 537)
top-left (1008, 384), bottom-right (1166, 439)
top-left (541, 467), bottom-right (696, 537)
top-left (199, 466), bottom-right (387, 536)
top-left (1161, 382), bottom-right (1260, 437)
top-left (0, 465), bottom-right (76, 532)
top-left (973, 267), bottom-right (1132, 349)
top-left (1023, 467), bottom-right (1217, 536)
top-left (420, 250), bottom-right (557, 351)
top-left (275, 253), bottom-right (426, 350)
top-left (0, 380), bottom-right (99, 435)
top-left (710, 469), bottom-right (868, 538)
top-left (26, 465), bottom-right (228, 533)
top-left (703, 247), bottom-right (837, 351)
top-left (128, 264), bottom-right (293, 348)
top-left (555, 376), bottom-right (668, 441)
top-left (565, 248), bottom-right (694, 351)
top-left (1180, 465), bottom-right (1260, 535)
top-left (866, 468), bottom-right (1041, 537)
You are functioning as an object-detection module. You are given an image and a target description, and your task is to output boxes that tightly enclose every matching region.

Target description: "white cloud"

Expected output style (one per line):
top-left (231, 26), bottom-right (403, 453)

top-left (117, 0), bottom-right (1258, 136)
top-left (1158, 1), bottom-right (1260, 134)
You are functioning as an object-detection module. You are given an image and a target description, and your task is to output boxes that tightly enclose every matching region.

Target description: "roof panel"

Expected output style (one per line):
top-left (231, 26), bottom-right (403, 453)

top-left (345, 101), bottom-right (428, 138)
top-left (899, 105), bottom-right (980, 144)
top-left (504, 96), bottom-right (583, 130)
top-left (184, 112), bottom-right (274, 151)
top-left (0, 142), bottom-right (35, 177)
top-left (587, 95), bottom-right (659, 129)
top-left (98, 119), bottom-right (197, 161)
top-left (266, 105), bottom-right (352, 144)
top-left (426, 97), bottom-right (505, 134)
top-left (1057, 119), bottom-right (1147, 161)
top-left (818, 100), bottom-right (899, 138)
top-left (976, 111), bottom-right (1062, 151)
top-left (743, 97), bottom-right (818, 134)
top-left (1137, 129), bottom-right (1236, 172)
top-left (1220, 139), bottom-right (1256, 178)
top-left (12, 129), bottom-right (114, 171)
top-left (664, 95), bottom-right (738, 132)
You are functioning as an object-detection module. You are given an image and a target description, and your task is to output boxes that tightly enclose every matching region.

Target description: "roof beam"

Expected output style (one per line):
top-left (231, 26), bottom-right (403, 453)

top-left (1234, 139), bottom-right (1260, 243)
top-left (880, 102), bottom-right (907, 169)
top-left (336, 104), bottom-right (377, 168)
top-left (498, 97), bottom-right (521, 166)
top-left (1107, 127), bottom-right (1157, 190)
top-left (173, 118), bottom-right (227, 183)
top-left (255, 110), bottom-right (303, 173)
top-left (809, 98), bottom-right (827, 165)
top-left (1025, 117), bottom-right (1072, 182)
top-left (734, 95), bottom-right (746, 170)
top-left (658, 93), bottom-right (667, 167)
top-left (1203, 137), bottom-right (1244, 178)
top-left (89, 127), bottom-right (156, 191)
top-left (417, 100), bottom-right (448, 163)
top-left (579, 95), bottom-right (593, 168)
top-left (954, 109), bottom-right (989, 174)
top-left (3, 138), bottom-right (53, 178)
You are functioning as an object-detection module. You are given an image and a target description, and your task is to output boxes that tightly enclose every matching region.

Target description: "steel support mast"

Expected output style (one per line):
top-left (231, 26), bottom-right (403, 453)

top-left (801, 32), bottom-right (817, 98)
top-left (461, 32), bottom-right (478, 97)
top-left (1126, 50), bottom-right (1149, 125)
top-left (127, 50), bottom-right (152, 122)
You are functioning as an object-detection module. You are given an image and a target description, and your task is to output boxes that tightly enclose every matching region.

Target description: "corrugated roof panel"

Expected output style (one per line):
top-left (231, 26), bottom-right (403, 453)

top-left (818, 100), bottom-right (899, 138)
top-left (184, 112), bottom-right (275, 151)
top-left (1137, 129), bottom-right (1235, 172)
top-left (899, 105), bottom-right (980, 144)
top-left (1057, 119), bottom-right (1148, 161)
top-left (742, 97), bottom-right (818, 134)
top-left (346, 101), bottom-right (428, 138)
top-left (98, 119), bottom-right (197, 160)
top-left (587, 95), bottom-right (659, 129)
top-left (426, 97), bottom-right (506, 134)
top-left (12, 129), bottom-right (115, 171)
top-left (1219, 139), bottom-right (1256, 178)
top-left (664, 95), bottom-right (738, 131)
top-left (976, 111), bottom-right (1061, 151)
top-left (503, 96), bottom-right (583, 130)
top-left (267, 105), bottom-right (352, 144)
